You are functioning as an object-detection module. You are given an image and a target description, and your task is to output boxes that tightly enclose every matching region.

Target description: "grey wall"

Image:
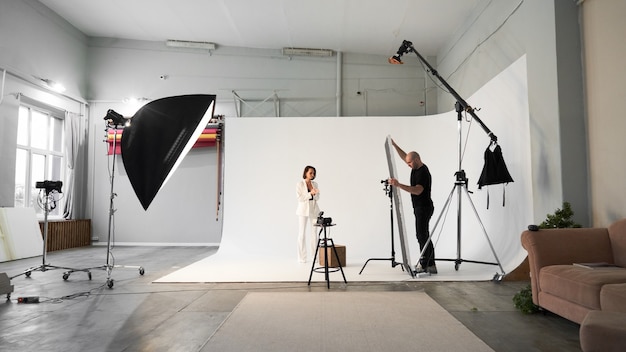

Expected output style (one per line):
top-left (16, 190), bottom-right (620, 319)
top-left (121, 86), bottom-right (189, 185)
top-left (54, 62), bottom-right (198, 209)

top-left (0, 0), bottom-right (86, 207)
top-left (435, 0), bottom-right (590, 226)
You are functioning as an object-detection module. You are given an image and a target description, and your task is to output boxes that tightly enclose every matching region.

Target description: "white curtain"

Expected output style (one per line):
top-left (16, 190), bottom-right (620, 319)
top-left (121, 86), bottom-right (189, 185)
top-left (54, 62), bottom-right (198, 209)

top-left (63, 111), bottom-right (81, 219)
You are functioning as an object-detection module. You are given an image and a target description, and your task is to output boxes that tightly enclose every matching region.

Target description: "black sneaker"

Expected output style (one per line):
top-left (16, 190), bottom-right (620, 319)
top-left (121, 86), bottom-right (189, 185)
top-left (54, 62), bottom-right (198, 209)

top-left (415, 264), bottom-right (437, 275)
top-left (426, 265), bottom-right (438, 274)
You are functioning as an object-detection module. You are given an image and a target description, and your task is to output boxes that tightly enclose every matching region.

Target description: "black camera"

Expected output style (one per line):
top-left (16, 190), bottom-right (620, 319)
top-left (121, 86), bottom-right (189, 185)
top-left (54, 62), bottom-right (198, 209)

top-left (316, 211), bottom-right (332, 226)
top-left (35, 180), bottom-right (63, 194)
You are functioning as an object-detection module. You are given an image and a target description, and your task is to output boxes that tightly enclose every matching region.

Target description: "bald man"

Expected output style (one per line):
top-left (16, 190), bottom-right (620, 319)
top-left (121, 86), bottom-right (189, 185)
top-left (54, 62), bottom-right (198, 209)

top-left (388, 138), bottom-right (436, 274)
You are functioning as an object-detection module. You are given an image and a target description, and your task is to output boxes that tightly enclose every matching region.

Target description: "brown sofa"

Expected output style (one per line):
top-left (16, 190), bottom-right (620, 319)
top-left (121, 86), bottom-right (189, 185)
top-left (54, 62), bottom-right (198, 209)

top-left (520, 218), bottom-right (626, 324)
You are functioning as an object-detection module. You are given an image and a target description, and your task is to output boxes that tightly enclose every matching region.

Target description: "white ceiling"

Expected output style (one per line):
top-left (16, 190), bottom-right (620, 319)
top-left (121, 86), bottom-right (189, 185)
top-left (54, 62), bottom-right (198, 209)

top-left (39, 0), bottom-right (481, 57)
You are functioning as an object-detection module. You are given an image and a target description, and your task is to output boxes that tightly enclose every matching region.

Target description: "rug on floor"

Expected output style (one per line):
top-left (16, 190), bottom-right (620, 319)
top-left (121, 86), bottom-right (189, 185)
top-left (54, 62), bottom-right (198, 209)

top-left (200, 291), bottom-right (494, 352)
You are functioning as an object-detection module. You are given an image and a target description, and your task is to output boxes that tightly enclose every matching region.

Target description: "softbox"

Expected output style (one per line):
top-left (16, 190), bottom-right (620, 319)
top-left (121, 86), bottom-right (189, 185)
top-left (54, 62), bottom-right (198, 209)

top-left (121, 94), bottom-right (216, 210)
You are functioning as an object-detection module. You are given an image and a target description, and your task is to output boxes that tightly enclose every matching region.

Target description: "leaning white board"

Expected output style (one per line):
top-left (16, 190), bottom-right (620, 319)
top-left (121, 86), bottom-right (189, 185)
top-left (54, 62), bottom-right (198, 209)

top-left (0, 207), bottom-right (43, 262)
top-left (385, 136), bottom-right (413, 275)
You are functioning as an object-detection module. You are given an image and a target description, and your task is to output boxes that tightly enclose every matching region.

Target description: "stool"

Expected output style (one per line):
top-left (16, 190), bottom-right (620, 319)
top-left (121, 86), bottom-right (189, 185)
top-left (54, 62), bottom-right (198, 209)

top-left (580, 310), bottom-right (626, 352)
top-left (307, 224), bottom-right (347, 288)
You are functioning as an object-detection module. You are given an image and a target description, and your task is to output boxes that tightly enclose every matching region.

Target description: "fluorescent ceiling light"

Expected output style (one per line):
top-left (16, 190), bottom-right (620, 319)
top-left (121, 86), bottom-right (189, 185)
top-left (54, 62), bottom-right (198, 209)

top-left (166, 40), bottom-right (216, 50)
top-left (282, 47), bottom-right (334, 57)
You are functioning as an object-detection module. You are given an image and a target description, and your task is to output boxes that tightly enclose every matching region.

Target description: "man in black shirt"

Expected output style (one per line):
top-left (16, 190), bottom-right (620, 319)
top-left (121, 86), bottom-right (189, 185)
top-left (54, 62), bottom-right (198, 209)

top-left (388, 139), bottom-right (436, 274)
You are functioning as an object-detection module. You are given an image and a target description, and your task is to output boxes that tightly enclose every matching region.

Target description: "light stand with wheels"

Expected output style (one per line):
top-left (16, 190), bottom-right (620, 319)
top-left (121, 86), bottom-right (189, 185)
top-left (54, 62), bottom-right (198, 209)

top-left (390, 40), bottom-right (506, 280)
top-left (64, 113), bottom-right (145, 288)
top-left (11, 181), bottom-right (91, 281)
top-left (359, 180), bottom-right (413, 276)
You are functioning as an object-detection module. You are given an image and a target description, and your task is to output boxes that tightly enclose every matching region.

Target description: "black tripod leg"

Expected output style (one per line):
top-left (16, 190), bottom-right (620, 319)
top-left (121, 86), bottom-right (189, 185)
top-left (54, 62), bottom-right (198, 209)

top-left (329, 239), bottom-right (347, 283)
top-left (307, 238), bottom-right (322, 286)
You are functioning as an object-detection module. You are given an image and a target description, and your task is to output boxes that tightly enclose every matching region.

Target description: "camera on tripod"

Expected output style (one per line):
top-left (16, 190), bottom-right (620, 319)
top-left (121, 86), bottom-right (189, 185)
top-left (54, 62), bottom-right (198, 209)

top-left (317, 211), bottom-right (332, 226)
top-left (35, 180), bottom-right (63, 194)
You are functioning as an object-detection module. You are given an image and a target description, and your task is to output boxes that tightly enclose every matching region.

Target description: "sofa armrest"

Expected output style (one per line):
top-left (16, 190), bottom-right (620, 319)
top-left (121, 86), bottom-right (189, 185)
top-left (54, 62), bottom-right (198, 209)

top-left (521, 227), bottom-right (613, 304)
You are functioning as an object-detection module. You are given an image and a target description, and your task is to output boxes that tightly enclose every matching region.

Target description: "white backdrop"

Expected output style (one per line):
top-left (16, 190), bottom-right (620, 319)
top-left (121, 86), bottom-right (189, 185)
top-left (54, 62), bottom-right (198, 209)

top-left (157, 55), bottom-right (531, 282)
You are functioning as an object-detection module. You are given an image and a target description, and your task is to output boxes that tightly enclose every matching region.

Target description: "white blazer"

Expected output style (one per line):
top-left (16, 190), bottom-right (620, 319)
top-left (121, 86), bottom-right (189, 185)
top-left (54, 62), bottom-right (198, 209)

top-left (296, 179), bottom-right (320, 217)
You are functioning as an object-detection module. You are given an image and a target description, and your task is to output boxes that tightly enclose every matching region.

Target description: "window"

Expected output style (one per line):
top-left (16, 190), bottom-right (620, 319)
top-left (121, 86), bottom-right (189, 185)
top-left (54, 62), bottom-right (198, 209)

top-left (14, 104), bottom-right (65, 218)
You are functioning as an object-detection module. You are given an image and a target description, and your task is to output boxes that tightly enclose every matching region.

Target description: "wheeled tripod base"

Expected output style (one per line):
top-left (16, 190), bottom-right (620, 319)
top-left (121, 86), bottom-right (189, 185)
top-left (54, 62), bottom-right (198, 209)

top-left (422, 170), bottom-right (506, 281)
top-left (61, 125), bottom-right (144, 288)
top-left (11, 189), bottom-right (92, 283)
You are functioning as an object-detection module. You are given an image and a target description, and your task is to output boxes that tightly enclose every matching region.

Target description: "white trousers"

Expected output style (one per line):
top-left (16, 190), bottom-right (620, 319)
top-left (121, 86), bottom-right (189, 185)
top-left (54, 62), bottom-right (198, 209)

top-left (297, 215), bottom-right (319, 262)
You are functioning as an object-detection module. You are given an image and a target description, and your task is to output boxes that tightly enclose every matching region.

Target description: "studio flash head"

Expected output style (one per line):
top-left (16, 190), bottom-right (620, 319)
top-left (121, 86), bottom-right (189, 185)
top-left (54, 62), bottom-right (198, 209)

top-left (35, 180), bottom-right (63, 194)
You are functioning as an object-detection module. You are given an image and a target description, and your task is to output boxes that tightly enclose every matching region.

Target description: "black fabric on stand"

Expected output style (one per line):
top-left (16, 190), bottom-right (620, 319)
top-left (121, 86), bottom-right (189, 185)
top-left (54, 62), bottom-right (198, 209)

top-left (477, 142), bottom-right (514, 208)
top-left (121, 94), bottom-right (216, 210)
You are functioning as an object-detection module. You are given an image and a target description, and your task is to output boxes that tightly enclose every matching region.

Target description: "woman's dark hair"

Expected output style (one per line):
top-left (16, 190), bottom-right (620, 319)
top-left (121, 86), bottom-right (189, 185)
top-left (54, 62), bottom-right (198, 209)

top-left (302, 165), bottom-right (316, 179)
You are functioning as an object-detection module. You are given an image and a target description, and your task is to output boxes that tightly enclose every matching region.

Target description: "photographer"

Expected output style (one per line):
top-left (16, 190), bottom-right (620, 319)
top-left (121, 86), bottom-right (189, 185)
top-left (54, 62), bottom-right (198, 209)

top-left (388, 138), bottom-right (437, 274)
top-left (295, 165), bottom-right (320, 263)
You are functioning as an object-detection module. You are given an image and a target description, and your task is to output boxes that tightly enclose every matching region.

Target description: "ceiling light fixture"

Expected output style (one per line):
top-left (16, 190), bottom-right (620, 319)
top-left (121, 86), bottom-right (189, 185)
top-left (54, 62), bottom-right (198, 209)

top-left (39, 78), bottom-right (66, 93)
top-left (282, 47), bottom-right (334, 57)
top-left (166, 40), bottom-right (216, 50)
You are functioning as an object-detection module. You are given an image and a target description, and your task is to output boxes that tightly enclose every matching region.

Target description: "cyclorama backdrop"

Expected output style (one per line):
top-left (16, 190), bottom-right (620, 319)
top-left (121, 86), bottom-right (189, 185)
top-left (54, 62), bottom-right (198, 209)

top-left (156, 55), bottom-right (531, 282)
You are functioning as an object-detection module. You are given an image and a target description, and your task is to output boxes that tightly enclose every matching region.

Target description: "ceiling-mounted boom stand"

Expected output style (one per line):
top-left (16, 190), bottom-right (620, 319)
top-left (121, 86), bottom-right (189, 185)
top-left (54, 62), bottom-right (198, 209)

top-left (390, 40), bottom-right (505, 281)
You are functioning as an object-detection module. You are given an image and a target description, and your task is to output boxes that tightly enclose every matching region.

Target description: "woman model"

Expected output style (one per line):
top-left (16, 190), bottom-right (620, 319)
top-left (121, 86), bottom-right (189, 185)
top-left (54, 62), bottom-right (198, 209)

top-left (295, 165), bottom-right (320, 263)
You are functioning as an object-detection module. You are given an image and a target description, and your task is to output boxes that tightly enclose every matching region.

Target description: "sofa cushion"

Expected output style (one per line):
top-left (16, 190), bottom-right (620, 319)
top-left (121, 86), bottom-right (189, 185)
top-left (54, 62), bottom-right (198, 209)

top-left (540, 265), bottom-right (626, 310)
top-left (601, 283), bottom-right (626, 313)
top-left (608, 218), bottom-right (626, 267)
top-left (580, 311), bottom-right (626, 352)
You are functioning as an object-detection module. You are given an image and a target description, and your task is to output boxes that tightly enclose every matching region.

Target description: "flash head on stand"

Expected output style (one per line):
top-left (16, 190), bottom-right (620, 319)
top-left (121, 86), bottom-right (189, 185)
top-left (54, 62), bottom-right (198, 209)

top-left (35, 180), bottom-right (63, 194)
top-left (104, 109), bottom-right (127, 126)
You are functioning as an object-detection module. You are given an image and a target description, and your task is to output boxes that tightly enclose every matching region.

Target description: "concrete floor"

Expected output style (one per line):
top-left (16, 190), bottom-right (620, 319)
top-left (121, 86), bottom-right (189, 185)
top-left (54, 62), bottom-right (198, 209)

top-left (0, 246), bottom-right (581, 352)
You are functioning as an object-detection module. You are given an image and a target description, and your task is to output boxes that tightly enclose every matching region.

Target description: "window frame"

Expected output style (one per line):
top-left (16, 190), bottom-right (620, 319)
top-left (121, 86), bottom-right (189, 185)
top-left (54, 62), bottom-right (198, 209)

top-left (15, 102), bottom-right (66, 219)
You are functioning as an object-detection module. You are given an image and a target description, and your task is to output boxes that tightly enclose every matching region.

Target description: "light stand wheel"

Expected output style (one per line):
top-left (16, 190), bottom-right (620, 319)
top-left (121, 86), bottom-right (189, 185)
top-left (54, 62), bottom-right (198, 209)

top-left (492, 273), bottom-right (504, 282)
top-left (139, 267), bottom-right (145, 275)
top-left (25, 271), bottom-right (31, 278)
top-left (107, 278), bottom-right (114, 288)
top-left (63, 272), bottom-right (69, 280)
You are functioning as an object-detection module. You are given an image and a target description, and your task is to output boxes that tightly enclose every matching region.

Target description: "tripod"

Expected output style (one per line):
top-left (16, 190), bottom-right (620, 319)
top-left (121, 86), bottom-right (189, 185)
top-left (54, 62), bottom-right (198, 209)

top-left (417, 103), bottom-right (505, 280)
top-left (11, 186), bottom-right (90, 280)
top-left (64, 123), bottom-right (144, 288)
top-left (359, 181), bottom-right (413, 276)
